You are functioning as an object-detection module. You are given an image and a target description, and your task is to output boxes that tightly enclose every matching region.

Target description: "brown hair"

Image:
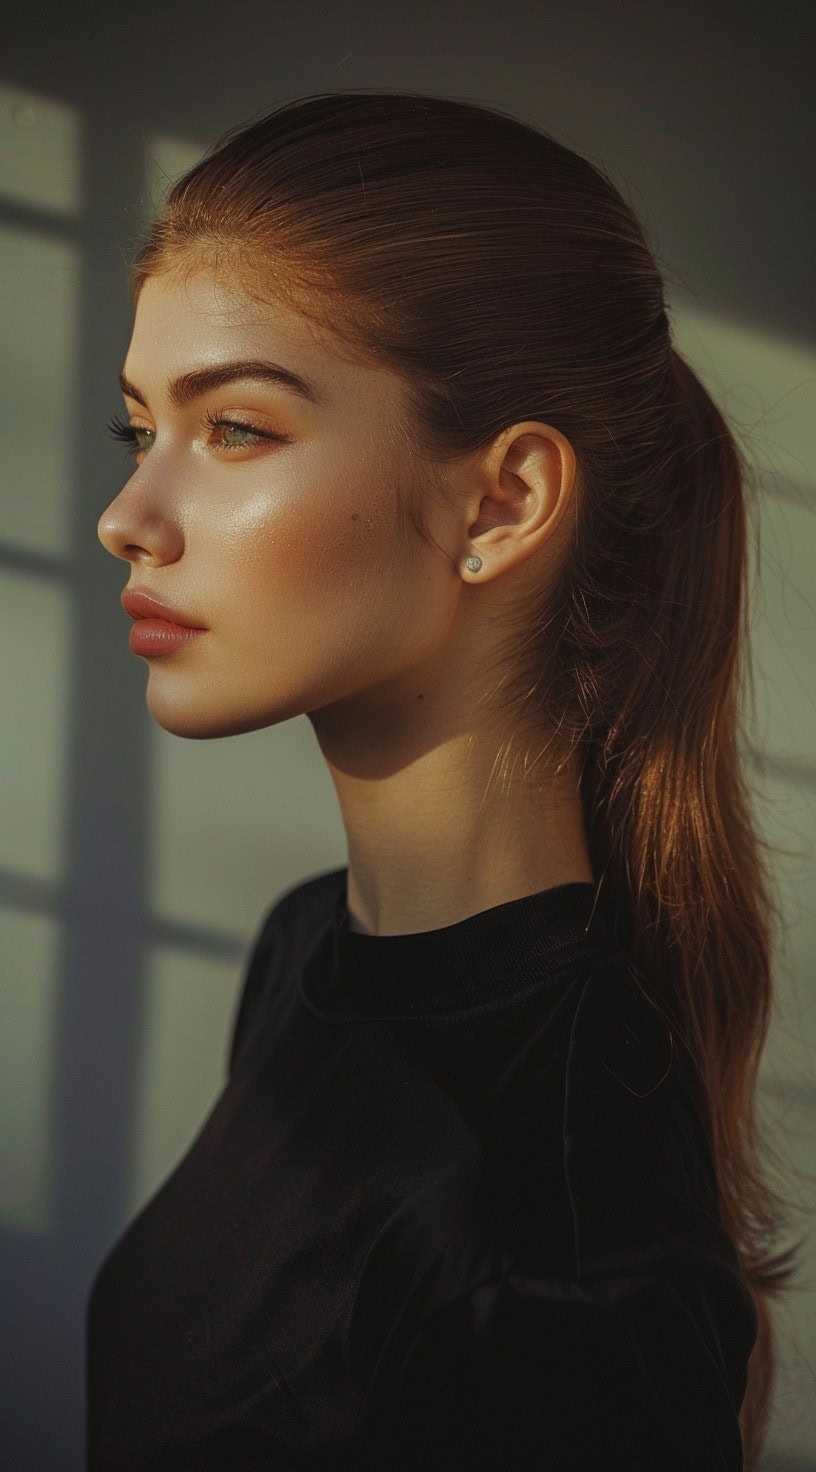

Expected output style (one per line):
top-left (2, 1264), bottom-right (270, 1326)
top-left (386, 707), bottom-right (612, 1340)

top-left (127, 90), bottom-right (807, 1465)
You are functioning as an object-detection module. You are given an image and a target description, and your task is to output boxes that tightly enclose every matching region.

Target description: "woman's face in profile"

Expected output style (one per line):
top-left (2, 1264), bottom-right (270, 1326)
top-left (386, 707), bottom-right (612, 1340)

top-left (98, 268), bottom-right (463, 743)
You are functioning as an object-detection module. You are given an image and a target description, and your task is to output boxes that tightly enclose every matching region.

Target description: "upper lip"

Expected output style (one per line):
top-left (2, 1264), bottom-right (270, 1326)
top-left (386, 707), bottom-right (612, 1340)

top-left (121, 589), bottom-right (207, 628)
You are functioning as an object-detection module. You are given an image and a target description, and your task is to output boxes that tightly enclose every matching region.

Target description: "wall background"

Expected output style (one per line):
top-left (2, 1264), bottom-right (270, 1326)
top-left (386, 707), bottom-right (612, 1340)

top-left (1, 2), bottom-right (814, 1467)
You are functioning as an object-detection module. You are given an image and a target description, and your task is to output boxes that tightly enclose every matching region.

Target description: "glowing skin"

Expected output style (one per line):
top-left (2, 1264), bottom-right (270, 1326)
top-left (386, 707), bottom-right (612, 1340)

top-left (98, 268), bottom-right (594, 936)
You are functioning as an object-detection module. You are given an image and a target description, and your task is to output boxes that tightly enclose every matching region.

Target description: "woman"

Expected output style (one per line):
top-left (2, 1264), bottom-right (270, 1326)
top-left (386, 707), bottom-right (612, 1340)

top-left (90, 89), bottom-right (800, 1470)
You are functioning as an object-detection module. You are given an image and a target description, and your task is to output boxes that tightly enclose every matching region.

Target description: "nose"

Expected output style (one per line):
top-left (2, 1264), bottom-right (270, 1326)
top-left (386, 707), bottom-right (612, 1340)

top-left (97, 496), bottom-right (179, 568)
top-left (97, 498), bottom-right (140, 562)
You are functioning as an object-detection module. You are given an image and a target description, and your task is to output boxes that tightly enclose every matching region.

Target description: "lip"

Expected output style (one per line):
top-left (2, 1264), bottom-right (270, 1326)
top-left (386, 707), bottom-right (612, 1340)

top-left (121, 588), bottom-right (207, 629)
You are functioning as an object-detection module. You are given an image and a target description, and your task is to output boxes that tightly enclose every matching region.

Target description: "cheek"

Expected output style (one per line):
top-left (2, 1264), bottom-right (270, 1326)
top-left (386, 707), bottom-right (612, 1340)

top-left (215, 461), bottom-right (408, 641)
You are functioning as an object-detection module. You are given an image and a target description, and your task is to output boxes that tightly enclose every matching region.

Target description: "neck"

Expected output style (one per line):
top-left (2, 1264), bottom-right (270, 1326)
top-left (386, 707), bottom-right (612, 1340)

top-left (316, 724), bottom-right (593, 937)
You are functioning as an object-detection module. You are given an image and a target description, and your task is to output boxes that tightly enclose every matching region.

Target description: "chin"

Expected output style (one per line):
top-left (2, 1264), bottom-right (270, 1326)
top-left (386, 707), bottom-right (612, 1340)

top-left (143, 685), bottom-right (301, 740)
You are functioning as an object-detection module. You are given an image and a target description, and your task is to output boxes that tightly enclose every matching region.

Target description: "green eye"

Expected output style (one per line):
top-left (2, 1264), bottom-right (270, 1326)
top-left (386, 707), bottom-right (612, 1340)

top-left (220, 423), bottom-right (251, 444)
top-left (201, 409), bottom-right (274, 450)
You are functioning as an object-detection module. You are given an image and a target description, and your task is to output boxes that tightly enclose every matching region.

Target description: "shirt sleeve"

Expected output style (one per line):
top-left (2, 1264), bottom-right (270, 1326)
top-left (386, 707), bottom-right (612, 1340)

top-left (358, 1252), bottom-right (758, 1471)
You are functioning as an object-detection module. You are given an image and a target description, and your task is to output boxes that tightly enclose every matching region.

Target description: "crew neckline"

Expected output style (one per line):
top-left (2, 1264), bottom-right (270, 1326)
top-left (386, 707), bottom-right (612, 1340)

top-left (298, 870), bottom-right (624, 1022)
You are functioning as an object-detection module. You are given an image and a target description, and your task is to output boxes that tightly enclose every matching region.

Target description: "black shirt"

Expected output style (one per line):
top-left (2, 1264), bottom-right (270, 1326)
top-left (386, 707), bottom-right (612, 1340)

top-left (85, 867), bottom-right (758, 1469)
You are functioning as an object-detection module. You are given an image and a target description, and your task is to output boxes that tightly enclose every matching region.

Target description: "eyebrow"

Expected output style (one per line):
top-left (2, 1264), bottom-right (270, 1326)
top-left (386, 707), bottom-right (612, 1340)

top-left (118, 357), bottom-right (324, 410)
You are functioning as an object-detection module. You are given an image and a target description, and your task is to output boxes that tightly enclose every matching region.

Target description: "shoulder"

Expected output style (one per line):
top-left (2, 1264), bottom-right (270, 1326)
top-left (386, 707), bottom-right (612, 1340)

top-left (567, 950), bottom-right (677, 1099)
top-left (562, 956), bottom-right (731, 1280)
top-left (354, 960), bottom-right (758, 1467)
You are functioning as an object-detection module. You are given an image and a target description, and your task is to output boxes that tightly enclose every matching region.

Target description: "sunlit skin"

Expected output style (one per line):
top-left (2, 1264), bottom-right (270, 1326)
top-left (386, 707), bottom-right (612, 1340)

top-left (98, 268), bottom-right (594, 936)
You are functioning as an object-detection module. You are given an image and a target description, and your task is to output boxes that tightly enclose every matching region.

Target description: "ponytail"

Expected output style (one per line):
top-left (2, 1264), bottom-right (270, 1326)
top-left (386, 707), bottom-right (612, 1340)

top-left (560, 347), bottom-right (805, 1467)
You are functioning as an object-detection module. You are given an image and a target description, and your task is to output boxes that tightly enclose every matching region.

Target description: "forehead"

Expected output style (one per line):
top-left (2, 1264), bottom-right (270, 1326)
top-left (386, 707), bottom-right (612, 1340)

top-left (131, 270), bottom-right (330, 360)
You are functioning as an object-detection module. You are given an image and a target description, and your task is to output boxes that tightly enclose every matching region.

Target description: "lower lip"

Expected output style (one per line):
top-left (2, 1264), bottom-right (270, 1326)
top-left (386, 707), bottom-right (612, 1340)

top-left (128, 620), bottom-right (207, 656)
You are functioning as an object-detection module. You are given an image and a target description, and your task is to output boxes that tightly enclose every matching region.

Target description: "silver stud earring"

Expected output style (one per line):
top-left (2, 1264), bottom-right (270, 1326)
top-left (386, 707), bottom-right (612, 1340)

top-left (465, 556), bottom-right (482, 572)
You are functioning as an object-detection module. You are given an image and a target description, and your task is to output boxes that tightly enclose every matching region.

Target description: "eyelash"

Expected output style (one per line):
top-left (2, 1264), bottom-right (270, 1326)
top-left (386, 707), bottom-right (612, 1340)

top-left (105, 410), bottom-right (288, 457)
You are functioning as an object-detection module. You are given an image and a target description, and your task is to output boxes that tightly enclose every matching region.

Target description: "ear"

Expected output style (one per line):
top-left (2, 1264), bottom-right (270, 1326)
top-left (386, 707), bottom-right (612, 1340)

top-left (455, 421), bottom-right (577, 584)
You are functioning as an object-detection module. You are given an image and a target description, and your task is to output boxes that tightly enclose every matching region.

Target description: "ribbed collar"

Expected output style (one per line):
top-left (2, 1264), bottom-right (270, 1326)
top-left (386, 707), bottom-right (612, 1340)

top-left (298, 870), bottom-right (623, 1022)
